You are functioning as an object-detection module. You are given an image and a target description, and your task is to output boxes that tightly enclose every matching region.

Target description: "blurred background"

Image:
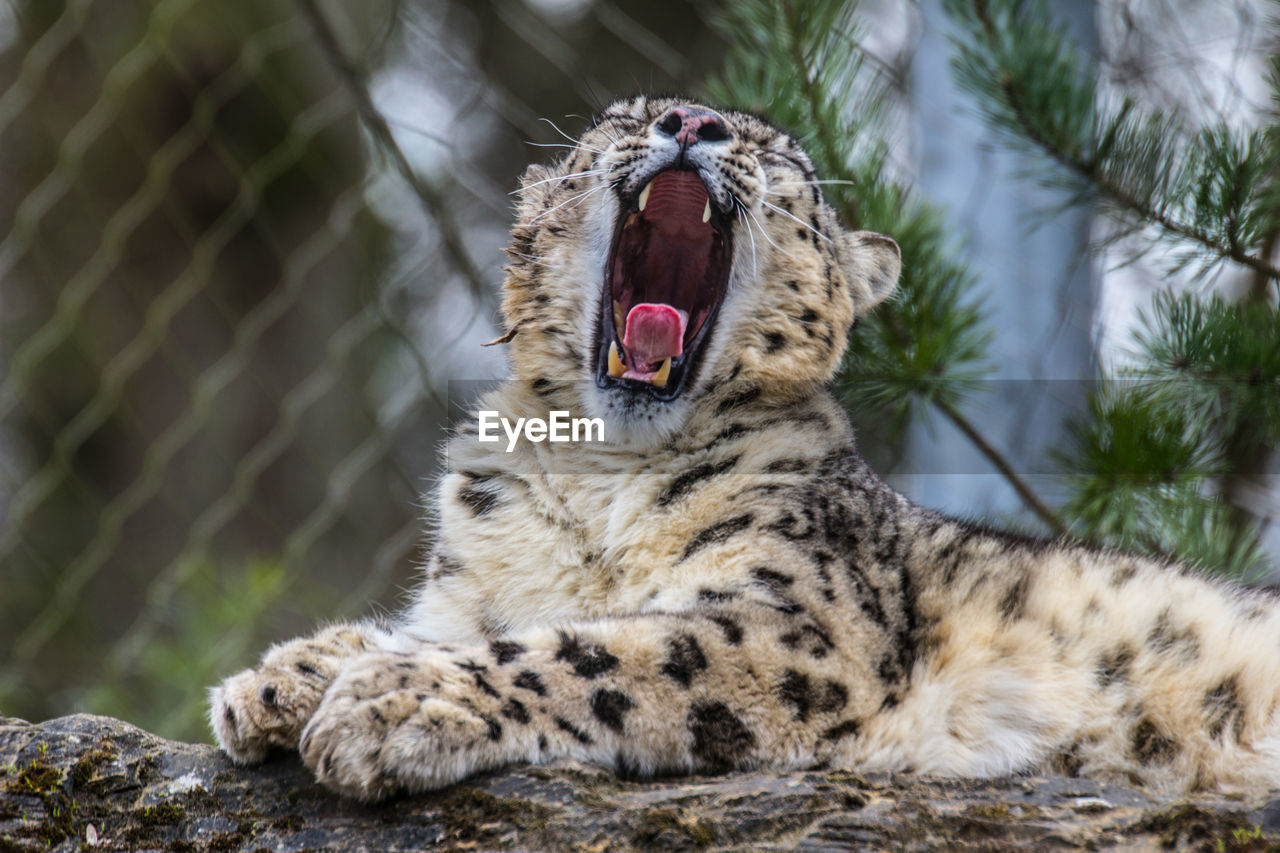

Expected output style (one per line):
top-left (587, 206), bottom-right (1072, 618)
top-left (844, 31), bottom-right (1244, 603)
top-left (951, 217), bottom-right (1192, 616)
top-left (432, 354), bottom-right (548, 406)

top-left (1, 0), bottom-right (1276, 742)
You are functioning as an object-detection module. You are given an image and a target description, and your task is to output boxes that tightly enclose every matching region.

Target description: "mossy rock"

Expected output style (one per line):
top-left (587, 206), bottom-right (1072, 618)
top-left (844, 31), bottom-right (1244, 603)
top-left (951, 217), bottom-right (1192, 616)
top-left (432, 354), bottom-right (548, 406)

top-left (2, 713), bottom-right (1280, 851)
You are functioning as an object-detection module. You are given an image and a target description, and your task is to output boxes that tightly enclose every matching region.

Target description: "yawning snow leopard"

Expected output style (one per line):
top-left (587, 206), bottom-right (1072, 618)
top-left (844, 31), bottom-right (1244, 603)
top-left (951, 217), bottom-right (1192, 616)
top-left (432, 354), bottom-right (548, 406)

top-left (210, 95), bottom-right (1280, 801)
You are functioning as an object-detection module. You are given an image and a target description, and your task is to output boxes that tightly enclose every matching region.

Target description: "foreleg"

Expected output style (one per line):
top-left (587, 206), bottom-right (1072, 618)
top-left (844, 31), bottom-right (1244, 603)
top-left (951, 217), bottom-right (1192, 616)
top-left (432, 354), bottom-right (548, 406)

top-left (298, 603), bottom-right (888, 800)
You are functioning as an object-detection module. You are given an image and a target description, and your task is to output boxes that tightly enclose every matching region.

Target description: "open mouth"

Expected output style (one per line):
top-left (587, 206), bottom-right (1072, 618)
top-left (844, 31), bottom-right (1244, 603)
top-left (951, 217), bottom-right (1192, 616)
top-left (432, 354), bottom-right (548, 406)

top-left (595, 169), bottom-right (732, 401)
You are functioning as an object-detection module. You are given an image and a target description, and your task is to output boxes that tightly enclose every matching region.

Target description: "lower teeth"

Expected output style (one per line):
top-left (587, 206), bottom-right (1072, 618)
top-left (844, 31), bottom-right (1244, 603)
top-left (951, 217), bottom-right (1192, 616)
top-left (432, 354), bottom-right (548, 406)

top-left (652, 358), bottom-right (672, 388)
top-left (608, 341), bottom-right (673, 389)
top-left (608, 341), bottom-right (625, 378)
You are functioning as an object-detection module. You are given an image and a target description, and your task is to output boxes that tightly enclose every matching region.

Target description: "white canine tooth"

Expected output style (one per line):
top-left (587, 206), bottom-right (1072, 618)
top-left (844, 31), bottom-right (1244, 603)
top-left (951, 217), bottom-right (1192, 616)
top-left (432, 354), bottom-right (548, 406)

top-left (702, 199), bottom-right (711, 223)
top-left (608, 341), bottom-right (626, 378)
top-left (652, 357), bottom-right (672, 388)
top-left (638, 182), bottom-right (652, 212)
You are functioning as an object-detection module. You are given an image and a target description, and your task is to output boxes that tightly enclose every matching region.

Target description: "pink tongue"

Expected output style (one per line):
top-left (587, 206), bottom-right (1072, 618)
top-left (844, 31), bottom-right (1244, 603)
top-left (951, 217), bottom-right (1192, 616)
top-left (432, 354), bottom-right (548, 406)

top-left (622, 303), bottom-right (686, 368)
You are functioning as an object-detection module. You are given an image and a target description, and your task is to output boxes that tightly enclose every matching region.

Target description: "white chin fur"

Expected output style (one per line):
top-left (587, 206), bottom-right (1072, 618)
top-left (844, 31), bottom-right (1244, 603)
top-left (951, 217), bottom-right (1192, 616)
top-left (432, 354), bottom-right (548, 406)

top-left (580, 383), bottom-right (693, 449)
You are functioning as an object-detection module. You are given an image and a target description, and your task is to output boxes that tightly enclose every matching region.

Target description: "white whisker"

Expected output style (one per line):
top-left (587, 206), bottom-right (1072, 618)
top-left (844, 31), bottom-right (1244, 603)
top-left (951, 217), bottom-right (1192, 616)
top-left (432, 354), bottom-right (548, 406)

top-left (581, 116), bottom-right (622, 145)
top-left (759, 198), bottom-right (832, 243)
top-left (525, 141), bottom-right (605, 154)
top-left (734, 199), bottom-right (759, 278)
top-left (743, 204), bottom-right (804, 262)
top-left (569, 183), bottom-right (610, 209)
top-left (508, 251), bottom-right (553, 268)
top-left (769, 179), bottom-right (857, 188)
top-left (512, 168), bottom-right (609, 195)
top-left (530, 183), bottom-right (609, 224)
top-left (538, 118), bottom-right (604, 153)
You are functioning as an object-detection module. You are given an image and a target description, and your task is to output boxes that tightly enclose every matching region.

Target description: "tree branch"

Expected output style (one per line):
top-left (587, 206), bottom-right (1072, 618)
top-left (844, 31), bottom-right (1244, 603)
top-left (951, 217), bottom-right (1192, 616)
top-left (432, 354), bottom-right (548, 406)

top-left (934, 397), bottom-right (1069, 536)
top-left (778, 1), bottom-right (1066, 534)
top-left (295, 0), bottom-right (493, 303)
top-left (969, 0), bottom-right (1280, 284)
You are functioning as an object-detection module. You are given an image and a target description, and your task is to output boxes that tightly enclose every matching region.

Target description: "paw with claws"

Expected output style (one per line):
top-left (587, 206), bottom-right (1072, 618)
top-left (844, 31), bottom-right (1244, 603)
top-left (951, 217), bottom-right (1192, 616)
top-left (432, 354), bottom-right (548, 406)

top-left (298, 650), bottom-right (520, 800)
top-left (209, 625), bottom-right (372, 764)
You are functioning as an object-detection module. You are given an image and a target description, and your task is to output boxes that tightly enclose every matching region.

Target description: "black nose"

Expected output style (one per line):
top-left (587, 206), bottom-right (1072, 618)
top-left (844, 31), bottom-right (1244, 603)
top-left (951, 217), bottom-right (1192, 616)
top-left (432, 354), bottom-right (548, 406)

top-left (656, 106), bottom-right (731, 145)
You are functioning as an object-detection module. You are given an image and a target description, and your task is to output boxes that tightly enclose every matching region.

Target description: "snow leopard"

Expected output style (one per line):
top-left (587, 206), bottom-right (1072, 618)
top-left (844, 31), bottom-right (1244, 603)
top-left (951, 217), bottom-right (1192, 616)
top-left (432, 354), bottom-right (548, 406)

top-left (210, 95), bottom-right (1280, 801)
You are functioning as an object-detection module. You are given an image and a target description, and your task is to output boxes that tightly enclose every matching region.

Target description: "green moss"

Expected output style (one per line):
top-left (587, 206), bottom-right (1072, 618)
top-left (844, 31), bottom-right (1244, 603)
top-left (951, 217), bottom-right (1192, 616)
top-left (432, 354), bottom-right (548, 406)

top-left (1233, 825), bottom-right (1264, 843)
top-left (133, 802), bottom-right (186, 825)
top-left (175, 786), bottom-right (222, 813)
top-left (824, 770), bottom-right (872, 786)
top-left (963, 803), bottom-right (1012, 820)
top-left (135, 754), bottom-right (160, 784)
top-left (124, 815), bottom-right (241, 853)
top-left (272, 813), bottom-right (305, 832)
top-left (36, 791), bottom-right (76, 845)
top-left (437, 788), bottom-right (554, 843)
top-left (4, 760), bottom-right (63, 795)
top-left (1, 755), bottom-right (79, 846)
top-left (71, 760), bottom-right (94, 788)
top-left (71, 746), bottom-right (119, 788)
top-left (1121, 804), bottom-right (1276, 852)
top-left (206, 832), bottom-right (247, 852)
top-left (526, 764), bottom-right (625, 791)
top-left (632, 807), bottom-right (717, 850)
top-left (575, 790), bottom-right (619, 811)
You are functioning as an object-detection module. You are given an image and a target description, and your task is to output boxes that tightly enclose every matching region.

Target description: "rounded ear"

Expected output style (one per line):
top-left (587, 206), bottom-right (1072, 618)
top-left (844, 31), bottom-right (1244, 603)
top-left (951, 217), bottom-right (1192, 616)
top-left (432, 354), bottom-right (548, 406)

top-left (837, 230), bottom-right (901, 314)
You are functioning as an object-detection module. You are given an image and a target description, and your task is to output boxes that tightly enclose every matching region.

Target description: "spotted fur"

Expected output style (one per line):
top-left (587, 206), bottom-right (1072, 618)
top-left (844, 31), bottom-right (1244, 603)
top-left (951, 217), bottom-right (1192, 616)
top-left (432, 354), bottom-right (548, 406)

top-left (210, 96), bottom-right (1280, 801)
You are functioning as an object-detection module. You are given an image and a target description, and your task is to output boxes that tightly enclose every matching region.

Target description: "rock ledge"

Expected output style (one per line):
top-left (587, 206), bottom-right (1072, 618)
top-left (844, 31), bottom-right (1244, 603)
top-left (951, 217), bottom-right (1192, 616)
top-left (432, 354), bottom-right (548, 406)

top-left (3, 714), bottom-right (1279, 851)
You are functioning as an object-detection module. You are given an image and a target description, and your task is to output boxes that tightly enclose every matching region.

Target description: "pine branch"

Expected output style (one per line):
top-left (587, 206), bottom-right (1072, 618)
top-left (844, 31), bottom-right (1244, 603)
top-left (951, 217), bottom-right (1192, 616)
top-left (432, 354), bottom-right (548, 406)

top-left (1249, 230), bottom-right (1280, 302)
top-left (950, 0), bottom-right (1280, 285)
top-left (779, 3), bottom-right (1066, 533)
top-left (295, 0), bottom-right (492, 303)
top-left (781, 0), bottom-right (848, 192)
top-left (1057, 294), bottom-right (1279, 577)
top-left (1220, 224), bottom-right (1280, 554)
top-left (997, 60), bottom-right (1280, 283)
top-left (707, 0), bottom-right (1069, 534)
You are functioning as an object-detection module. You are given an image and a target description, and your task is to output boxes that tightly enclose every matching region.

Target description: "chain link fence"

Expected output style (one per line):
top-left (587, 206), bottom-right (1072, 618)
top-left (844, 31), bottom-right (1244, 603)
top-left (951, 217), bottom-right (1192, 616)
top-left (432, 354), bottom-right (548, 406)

top-left (7, 0), bottom-right (1275, 745)
top-left (0, 0), bottom-right (724, 740)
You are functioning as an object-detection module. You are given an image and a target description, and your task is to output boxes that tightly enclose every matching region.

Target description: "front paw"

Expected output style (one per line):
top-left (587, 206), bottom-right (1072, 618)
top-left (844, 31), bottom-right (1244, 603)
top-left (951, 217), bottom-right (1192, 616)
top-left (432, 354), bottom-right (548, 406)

top-left (209, 629), bottom-right (362, 763)
top-left (209, 670), bottom-right (314, 764)
top-left (298, 653), bottom-right (505, 800)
